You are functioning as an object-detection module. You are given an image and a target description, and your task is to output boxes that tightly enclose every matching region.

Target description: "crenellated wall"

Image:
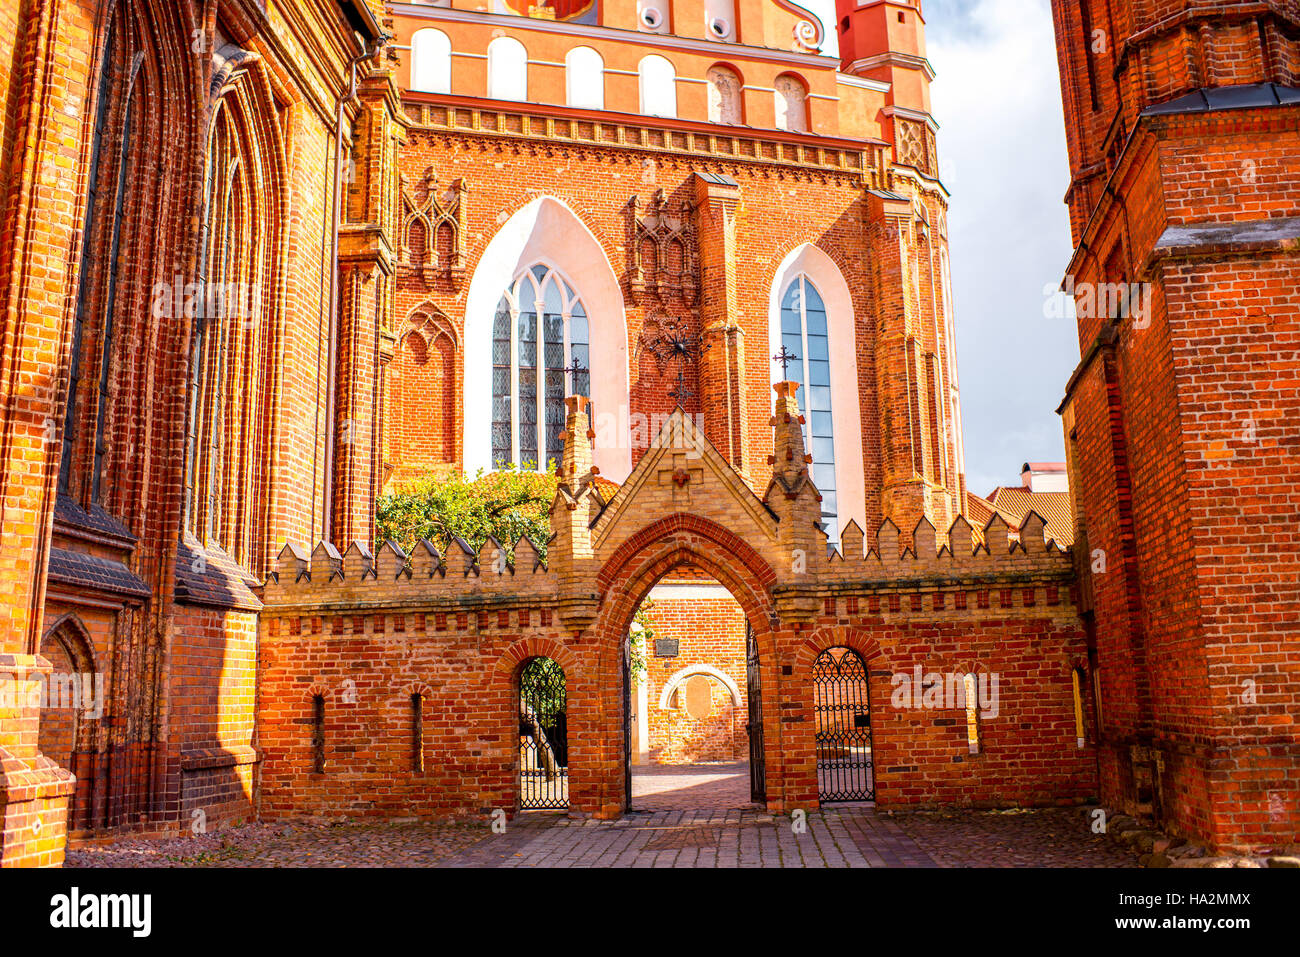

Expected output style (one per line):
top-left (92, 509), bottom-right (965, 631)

top-left (257, 395), bottom-right (1094, 820)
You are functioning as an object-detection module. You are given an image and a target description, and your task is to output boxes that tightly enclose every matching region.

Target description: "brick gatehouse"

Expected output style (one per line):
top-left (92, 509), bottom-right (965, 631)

top-left (258, 392), bottom-right (1090, 819)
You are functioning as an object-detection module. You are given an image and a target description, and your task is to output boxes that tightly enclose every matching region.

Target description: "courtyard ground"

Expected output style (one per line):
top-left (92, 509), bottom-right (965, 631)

top-left (66, 762), bottom-right (1135, 868)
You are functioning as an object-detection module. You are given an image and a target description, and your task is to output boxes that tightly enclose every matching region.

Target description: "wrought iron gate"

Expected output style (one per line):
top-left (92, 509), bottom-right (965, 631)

top-left (518, 657), bottom-right (568, 809)
top-left (623, 633), bottom-right (633, 809)
top-left (745, 624), bottom-right (766, 803)
top-left (813, 647), bottom-right (875, 802)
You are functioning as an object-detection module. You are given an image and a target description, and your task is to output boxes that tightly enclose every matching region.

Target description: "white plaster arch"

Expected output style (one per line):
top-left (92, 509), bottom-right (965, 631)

top-left (659, 664), bottom-right (742, 710)
top-left (565, 46), bottom-right (605, 110)
top-left (410, 28), bottom-right (451, 95)
top-left (638, 54), bottom-right (678, 118)
top-left (767, 243), bottom-right (866, 541)
top-left (464, 196), bottom-right (631, 480)
top-left (487, 36), bottom-right (528, 102)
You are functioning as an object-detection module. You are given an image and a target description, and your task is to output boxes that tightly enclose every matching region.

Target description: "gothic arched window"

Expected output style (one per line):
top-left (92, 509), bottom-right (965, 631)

top-left (182, 59), bottom-right (280, 572)
top-left (60, 9), bottom-right (136, 502)
top-left (488, 36), bottom-right (528, 102)
top-left (779, 275), bottom-right (837, 541)
top-left (638, 54), bottom-right (677, 118)
top-left (185, 99), bottom-right (247, 553)
top-left (491, 265), bottom-right (590, 471)
top-left (410, 28), bottom-right (452, 94)
top-left (706, 65), bottom-right (742, 125)
top-left (774, 73), bottom-right (808, 132)
top-left (565, 46), bottom-right (604, 110)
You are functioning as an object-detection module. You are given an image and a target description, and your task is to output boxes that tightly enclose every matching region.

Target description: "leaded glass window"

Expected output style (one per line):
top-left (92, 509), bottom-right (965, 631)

top-left (779, 275), bottom-right (837, 542)
top-left (491, 266), bottom-right (589, 471)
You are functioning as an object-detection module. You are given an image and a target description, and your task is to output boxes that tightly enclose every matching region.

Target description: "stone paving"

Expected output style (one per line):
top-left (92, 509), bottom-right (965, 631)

top-left (630, 760), bottom-right (752, 810)
top-left (65, 820), bottom-right (487, 868)
top-left (66, 762), bottom-right (1136, 868)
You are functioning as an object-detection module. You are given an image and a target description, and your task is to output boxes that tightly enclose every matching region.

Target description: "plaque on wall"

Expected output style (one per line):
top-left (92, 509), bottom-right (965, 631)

top-left (654, 637), bottom-right (679, 657)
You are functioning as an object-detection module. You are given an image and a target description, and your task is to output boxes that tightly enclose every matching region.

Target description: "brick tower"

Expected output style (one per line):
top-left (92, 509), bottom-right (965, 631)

top-left (1050, 2), bottom-right (1300, 850)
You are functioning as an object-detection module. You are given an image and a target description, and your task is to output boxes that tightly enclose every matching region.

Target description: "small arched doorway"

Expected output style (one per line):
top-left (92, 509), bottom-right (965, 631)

top-left (518, 656), bottom-right (569, 809)
top-left (813, 646), bottom-right (875, 802)
top-left (39, 615), bottom-right (101, 831)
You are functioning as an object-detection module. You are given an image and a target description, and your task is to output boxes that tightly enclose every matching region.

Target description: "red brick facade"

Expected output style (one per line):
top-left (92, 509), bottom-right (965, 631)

top-left (0, 0), bottom-right (395, 864)
top-left (1051, 0), bottom-right (1300, 850)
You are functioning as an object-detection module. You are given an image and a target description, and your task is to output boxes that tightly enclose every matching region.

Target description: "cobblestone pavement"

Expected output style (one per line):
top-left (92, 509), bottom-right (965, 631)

top-left (66, 763), bottom-right (1136, 868)
top-left (886, 807), bottom-right (1136, 868)
top-left (66, 821), bottom-right (488, 868)
top-left (440, 805), bottom-right (939, 868)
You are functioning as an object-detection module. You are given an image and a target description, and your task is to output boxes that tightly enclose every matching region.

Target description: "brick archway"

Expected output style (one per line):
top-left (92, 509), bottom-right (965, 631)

top-left (39, 614), bottom-right (101, 832)
top-left (568, 515), bottom-right (796, 817)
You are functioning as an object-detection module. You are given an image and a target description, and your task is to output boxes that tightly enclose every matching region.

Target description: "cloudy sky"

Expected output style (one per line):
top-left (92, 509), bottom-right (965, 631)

top-left (808, 0), bottom-right (1081, 496)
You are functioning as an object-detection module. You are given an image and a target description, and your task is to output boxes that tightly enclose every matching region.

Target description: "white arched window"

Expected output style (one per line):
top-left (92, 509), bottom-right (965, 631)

top-left (488, 36), bottom-right (528, 102)
top-left (465, 196), bottom-right (630, 481)
top-left (779, 276), bottom-right (838, 541)
top-left (768, 244), bottom-right (865, 546)
top-left (491, 265), bottom-right (590, 471)
top-left (410, 28), bottom-right (451, 94)
top-left (774, 74), bottom-right (808, 132)
top-left (706, 65), bottom-right (742, 124)
top-left (565, 46), bottom-right (604, 110)
top-left (639, 54), bottom-right (677, 118)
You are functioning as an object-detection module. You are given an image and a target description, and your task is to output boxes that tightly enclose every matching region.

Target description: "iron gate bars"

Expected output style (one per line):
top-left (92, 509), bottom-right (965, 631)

top-left (813, 647), bottom-right (875, 802)
top-left (518, 657), bottom-right (569, 809)
top-left (746, 625), bottom-right (766, 803)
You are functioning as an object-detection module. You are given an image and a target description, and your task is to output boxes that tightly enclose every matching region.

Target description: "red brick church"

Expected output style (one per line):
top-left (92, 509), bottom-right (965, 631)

top-left (0, 0), bottom-right (1294, 865)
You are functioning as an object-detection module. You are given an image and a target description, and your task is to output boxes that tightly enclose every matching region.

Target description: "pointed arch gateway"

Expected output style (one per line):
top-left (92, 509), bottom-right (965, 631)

top-left (567, 411), bottom-right (807, 816)
top-left (463, 196), bottom-right (630, 480)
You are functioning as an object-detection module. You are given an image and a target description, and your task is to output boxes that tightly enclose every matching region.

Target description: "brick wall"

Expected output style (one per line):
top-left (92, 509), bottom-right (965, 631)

top-left (257, 405), bottom-right (1094, 821)
top-left (0, 0), bottom-right (397, 863)
top-left (386, 97), bottom-right (965, 541)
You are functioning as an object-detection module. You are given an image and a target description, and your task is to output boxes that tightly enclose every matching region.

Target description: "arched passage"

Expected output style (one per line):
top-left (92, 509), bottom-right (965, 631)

top-left (579, 516), bottom-right (791, 816)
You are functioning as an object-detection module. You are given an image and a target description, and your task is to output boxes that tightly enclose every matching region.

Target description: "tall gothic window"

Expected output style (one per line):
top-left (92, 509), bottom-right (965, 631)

top-left (779, 275), bottom-right (837, 542)
top-left (183, 81), bottom-right (270, 566)
top-left (60, 13), bottom-right (133, 501)
top-left (491, 265), bottom-right (590, 471)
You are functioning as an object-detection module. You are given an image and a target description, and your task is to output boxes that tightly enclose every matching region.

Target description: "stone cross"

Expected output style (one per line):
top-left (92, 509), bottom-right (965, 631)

top-left (656, 452), bottom-right (704, 507)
